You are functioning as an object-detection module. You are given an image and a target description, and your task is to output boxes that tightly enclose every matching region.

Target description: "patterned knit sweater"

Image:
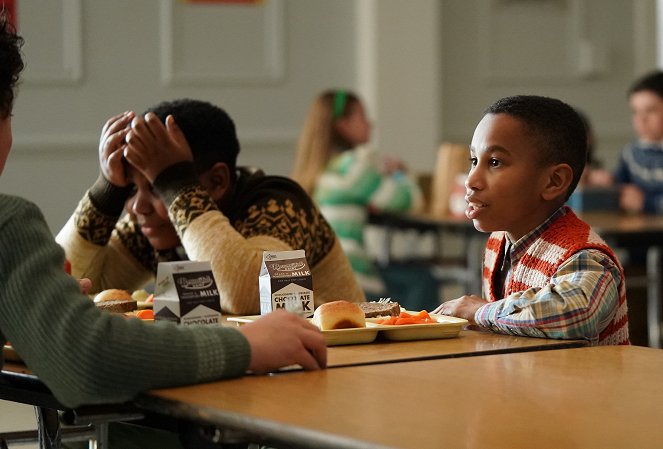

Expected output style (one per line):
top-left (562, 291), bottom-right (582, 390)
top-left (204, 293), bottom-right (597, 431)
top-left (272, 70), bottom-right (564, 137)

top-left (482, 209), bottom-right (629, 345)
top-left (56, 165), bottom-right (365, 315)
top-left (613, 140), bottom-right (663, 213)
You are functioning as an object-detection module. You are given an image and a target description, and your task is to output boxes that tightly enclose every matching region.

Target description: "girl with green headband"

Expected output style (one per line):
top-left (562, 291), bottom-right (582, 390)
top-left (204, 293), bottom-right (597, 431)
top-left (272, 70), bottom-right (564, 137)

top-left (291, 89), bottom-right (422, 298)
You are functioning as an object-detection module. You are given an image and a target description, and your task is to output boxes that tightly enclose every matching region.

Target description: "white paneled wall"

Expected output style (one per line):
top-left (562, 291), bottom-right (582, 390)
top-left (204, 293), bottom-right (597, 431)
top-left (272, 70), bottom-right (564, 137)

top-left (0, 0), bottom-right (656, 235)
top-left (440, 0), bottom-right (657, 171)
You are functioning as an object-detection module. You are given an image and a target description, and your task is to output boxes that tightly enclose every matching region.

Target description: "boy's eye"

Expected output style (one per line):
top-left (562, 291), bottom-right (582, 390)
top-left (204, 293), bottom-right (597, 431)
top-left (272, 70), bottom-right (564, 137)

top-left (489, 158), bottom-right (501, 167)
top-left (469, 157), bottom-right (477, 167)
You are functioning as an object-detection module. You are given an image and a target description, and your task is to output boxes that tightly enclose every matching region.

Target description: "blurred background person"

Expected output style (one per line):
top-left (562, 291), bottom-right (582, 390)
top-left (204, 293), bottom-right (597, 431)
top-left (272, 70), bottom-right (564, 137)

top-left (291, 89), bottom-right (423, 300)
top-left (576, 108), bottom-right (613, 188)
top-left (614, 70), bottom-right (663, 214)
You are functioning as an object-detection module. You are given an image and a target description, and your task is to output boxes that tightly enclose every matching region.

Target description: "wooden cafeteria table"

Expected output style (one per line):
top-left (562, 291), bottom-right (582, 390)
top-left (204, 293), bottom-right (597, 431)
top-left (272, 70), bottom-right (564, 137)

top-left (1, 330), bottom-right (585, 447)
top-left (140, 345), bottom-right (663, 449)
top-left (326, 328), bottom-right (587, 368)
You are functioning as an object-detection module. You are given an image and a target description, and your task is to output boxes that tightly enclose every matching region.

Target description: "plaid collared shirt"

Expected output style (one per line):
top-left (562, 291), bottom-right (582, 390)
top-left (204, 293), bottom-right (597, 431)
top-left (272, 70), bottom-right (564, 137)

top-left (475, 207), bottom-right (622, 345)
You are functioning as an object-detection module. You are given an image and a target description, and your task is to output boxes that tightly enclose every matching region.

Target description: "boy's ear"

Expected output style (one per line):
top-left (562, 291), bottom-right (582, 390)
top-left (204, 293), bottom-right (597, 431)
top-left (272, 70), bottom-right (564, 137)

top-left (200, 162), bottom-right (231, 203)
top-left (541, 163), bottom-right (574, 201)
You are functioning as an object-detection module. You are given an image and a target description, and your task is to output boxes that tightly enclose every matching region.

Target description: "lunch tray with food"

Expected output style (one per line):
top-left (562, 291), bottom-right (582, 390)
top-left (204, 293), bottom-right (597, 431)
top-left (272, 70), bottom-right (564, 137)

top-left (227, 300), bottom-right (468, 346)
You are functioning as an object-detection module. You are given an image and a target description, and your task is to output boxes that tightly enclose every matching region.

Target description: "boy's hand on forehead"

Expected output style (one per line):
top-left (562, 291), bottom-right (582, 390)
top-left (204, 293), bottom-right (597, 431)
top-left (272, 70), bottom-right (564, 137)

top-left (124, 112), bottom-right (194, 184)
top-left (99, 111), bottom-right (135, 187)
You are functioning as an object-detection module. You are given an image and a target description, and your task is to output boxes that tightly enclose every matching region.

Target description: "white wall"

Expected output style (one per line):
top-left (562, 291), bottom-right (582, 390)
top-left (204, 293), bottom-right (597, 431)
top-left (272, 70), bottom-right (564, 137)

top-left (0, 0), bottom-right (656, 233)
top-left (440, 0), bottom-right (657, 171)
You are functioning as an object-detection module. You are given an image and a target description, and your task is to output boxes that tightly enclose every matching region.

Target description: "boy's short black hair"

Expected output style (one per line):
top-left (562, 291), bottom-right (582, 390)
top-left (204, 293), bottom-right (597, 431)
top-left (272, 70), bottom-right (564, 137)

top-left (0, 13), bottom-right (25, 118)
top-left (485, 95), bottom-right (587, 200)
top-left (144, 99), bottom-right (240, 179)
top-left (629, 70), bottom-right (663, 100)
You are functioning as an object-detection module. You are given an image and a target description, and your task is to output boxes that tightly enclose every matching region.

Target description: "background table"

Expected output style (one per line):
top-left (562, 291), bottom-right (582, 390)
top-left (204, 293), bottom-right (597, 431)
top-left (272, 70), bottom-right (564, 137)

top-left (370, 210), bottom-right (663, 347)
top-left (141, 346), bottom-right (663, 449)
top-left (580, 212), bottom-right (663, 348)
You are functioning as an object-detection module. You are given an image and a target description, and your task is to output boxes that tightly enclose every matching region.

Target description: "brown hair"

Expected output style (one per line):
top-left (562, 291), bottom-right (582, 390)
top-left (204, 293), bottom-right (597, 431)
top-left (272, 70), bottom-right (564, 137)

top-left (290, 89), bottom-right (360, 194)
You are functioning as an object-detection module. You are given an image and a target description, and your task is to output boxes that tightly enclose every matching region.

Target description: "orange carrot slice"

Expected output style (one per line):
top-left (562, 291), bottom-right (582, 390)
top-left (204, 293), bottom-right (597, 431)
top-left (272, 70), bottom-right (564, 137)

top-left (136, 309), bottom-right (154, 320)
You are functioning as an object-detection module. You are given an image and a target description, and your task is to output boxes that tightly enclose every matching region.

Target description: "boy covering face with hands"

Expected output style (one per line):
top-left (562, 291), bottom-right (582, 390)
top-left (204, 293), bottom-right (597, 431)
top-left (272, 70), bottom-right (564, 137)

top-left (433, 96), bottom-right (629, 346)
top-left (57, 99), bottom-right (364, 315)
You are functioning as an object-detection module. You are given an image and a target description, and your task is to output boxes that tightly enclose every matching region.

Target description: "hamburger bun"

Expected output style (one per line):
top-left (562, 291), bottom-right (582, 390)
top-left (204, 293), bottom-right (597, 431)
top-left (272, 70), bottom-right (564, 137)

top-left (93, 289), bottom-right (137, 314)
top-left (312, 300), bottom-right (366, 330)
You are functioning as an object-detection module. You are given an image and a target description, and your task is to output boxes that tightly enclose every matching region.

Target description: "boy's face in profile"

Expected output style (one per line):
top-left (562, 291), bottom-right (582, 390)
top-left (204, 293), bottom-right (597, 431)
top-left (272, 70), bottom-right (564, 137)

top-left (466, 113), bottom-right (554, 242)
top-left (630, 90), bottom-right (663, 143)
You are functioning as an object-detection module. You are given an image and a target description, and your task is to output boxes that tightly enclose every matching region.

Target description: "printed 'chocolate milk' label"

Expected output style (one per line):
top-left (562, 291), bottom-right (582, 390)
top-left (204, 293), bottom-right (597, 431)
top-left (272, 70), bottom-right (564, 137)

top-left (259, 250), bottom-right (314, 317)
top-left (154, 261), bottom-right (222, 325)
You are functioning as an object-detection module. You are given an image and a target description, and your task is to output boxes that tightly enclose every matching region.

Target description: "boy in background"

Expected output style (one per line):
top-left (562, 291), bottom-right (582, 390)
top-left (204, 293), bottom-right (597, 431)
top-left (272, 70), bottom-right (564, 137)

top-left (615, 70), bottom-right (663, 214)
top-left (433, 95), bottom-right (629, 346)
top-left (611, 70), bottom-right (663, 345)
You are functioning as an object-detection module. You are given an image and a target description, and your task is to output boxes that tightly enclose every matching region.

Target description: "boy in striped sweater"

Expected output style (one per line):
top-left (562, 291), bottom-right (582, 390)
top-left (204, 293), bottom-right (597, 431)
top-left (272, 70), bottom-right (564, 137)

top-left (433, 95), bottom-right (629, 346)
top-left (615, 70), bottom-right (663, 214)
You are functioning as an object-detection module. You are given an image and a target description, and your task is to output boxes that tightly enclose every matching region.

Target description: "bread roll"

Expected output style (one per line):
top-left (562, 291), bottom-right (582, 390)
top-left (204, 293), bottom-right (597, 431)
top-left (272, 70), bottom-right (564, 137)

top-left (93, 289), bottom-right (133, 303)
top-left (93, 289), bottom-right (137, 314)
top-left (312, 300), bottom-right (366, 330)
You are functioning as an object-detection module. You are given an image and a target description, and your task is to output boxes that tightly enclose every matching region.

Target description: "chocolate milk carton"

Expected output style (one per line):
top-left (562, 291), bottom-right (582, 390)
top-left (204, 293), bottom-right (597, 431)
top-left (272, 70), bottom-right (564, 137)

top-left (259, 250), bottom-right (314, 318)
top-left (154, 261), bottom-right (222, 325)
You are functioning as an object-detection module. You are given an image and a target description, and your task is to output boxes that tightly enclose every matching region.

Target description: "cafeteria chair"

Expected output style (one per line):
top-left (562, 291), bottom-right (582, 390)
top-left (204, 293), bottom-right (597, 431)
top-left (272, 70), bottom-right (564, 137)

top-left (0, 367), bottom-right (144, 449)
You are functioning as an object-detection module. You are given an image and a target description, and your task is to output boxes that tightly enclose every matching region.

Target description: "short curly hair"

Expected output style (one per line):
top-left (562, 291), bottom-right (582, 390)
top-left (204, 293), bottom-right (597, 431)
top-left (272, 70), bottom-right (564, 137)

top-left (144, 99), bottom-right (241, 179)
top-left (629, 70), bottom-right (663, 100)
top-left (0, 12), bottom-right (25, 118)
top-left (484, 95), bottom-right (587, 201)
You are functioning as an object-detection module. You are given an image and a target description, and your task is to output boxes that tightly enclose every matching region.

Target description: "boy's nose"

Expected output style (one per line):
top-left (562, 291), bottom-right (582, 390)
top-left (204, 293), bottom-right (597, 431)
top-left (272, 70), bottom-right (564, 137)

top-left (465, 167), bottom-right (481, 190)
top-left (131, 194), bottom-right (153, 216)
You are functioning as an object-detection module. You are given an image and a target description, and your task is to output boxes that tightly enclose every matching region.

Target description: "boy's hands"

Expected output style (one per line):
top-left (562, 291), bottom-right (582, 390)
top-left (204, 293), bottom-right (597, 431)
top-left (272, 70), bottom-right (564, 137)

top-left (99, 111), bottom-right (135, 187)
top-left (124, 113), bottom-right (194, 183)
top-left (432, 295), bottom-right (487, 324)
top-left (380, 154), bottom-right (407, 176)
top-left (238, 310), bottom-right (327, 373)
top-left (77, 278), bottom-right (92, 295)
top-left (620, 184), bottom-right (645, 214)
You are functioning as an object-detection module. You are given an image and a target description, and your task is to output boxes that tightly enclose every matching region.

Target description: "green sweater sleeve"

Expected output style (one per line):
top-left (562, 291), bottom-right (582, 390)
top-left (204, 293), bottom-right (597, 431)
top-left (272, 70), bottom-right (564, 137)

top-left (0, 194), bottom-right (250, 408)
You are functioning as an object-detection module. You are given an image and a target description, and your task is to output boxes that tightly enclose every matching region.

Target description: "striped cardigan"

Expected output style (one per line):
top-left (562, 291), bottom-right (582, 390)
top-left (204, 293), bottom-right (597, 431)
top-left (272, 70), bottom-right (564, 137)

top-left (482, 210), bottom-right (629, 345)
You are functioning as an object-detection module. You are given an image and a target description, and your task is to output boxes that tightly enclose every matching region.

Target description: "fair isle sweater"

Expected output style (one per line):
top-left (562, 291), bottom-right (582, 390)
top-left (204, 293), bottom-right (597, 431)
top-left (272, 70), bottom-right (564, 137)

top-left (613, 140), bottom-right (663, 214)
top-left (314, 146), bottom-right (422, 295)
top-left (56, 165), bottom-right (365, 315)
top-left (0, 194), bottom-right (250, 408)
top-left (477, 207), bottom-right (629, 346)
